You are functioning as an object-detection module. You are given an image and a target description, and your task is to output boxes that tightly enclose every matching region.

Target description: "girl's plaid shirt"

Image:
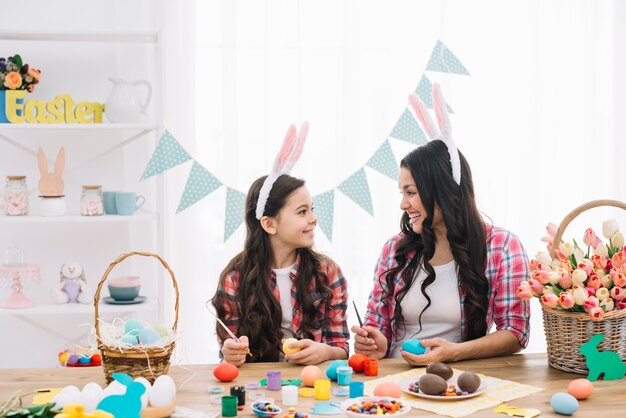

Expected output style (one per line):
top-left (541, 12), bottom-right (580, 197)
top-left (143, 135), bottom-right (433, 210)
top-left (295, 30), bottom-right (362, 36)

top-left (364, 224), bottom-right (531, 356)
top-left (216, 253), bottom-right (350, 355)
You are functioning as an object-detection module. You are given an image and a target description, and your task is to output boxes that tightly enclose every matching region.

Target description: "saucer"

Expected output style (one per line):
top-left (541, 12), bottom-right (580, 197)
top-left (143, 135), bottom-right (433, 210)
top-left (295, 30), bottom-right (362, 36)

top-left (103, 296), bottom-right (147, 305)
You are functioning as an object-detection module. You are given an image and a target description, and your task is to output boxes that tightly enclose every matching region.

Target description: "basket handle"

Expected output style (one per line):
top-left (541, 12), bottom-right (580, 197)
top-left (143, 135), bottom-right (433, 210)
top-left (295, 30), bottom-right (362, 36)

top-left (550, 199), bottom-right (626, 258)
top-left (94, 252), bottom-right (180, 342)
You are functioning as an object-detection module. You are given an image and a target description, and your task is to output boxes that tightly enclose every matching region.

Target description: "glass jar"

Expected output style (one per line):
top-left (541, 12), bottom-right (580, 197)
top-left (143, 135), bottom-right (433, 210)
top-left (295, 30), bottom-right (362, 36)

top-left (4, 176), bottom-right (29, 216)
top-left (80, 185), bottom-right (104, 216)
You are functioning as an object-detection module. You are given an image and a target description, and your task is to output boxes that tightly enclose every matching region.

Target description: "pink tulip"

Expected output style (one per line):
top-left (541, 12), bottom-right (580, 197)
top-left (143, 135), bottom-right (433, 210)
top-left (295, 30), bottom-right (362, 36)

top-left (530, 260), bottom-right (544, 271)
top-left (559, 272), bottom-right (573, 289)
top-left (583, 296), bottom-right (600, 312)
top-left (617, 300), bottom-right (626, 310)
top-left (612, 251), bottom-right (625, 268)
top-left (528, 278), bottom-right (544, 295)
top-left (559, 292), bottom-right (575, 309)
top-left (591, 254), bottom-right (608, 270)
top-left (621, 264), bottom-right (626, 275)
top-left (560, 260), bottom-right (573, 272)
top-left (516, 283), bottom-right (533, 300)
top-left (611, 286), bottom-right (625, 301)
top-left (585, 286), bottom-right (596, 297)
top-left (586, 273), bottom-right (601, 291)
top-left (541, 293), bottom-right (559, 308)
top-left (613, 273), bottom-right (626, 287)
top-left (542, 223), bottom-right (558, 244)
top-left (589, 306), bottom-right (605, 321)
top-left (532, 269), bottom-right (551, 284)
top-left (583, 228), bottom-right (602, 248)
top-left (577, 262), bottom-right (592, 276)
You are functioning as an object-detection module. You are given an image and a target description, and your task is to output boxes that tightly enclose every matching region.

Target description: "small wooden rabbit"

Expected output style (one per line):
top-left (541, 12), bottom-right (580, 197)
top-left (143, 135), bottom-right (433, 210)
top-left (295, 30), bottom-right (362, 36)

top-left (38, 147), bottom-right (65, 196)
top-left (97, 373), bottom-right (146, 418)
top-left (579, 333), bottom-right (626, 380)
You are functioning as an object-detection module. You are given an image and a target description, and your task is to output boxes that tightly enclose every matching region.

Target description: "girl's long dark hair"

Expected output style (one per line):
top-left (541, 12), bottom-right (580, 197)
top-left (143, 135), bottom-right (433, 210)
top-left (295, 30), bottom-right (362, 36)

top-left (383, 140), bottom-right (489, 341)
top-left (212, 174), bottom-right (332, 362)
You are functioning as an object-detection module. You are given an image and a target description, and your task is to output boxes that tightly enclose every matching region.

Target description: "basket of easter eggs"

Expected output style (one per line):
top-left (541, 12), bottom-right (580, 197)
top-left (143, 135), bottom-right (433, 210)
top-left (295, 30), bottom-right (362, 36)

top-left (94, 251), bottom-right (179, 383)
top-left (521, 200), bottom-right (626, 375)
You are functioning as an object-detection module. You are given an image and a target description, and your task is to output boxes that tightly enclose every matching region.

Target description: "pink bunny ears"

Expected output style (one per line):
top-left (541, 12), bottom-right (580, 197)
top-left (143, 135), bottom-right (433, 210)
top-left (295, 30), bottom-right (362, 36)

top-left (255, 121), bottom-right (309, 220)
top-left (408, 83), bottom-right (461, 185)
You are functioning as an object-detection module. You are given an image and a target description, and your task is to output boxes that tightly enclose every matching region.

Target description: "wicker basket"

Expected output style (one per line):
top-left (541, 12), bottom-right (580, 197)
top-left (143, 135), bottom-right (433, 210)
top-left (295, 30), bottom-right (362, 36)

top-left (94, 252), bottom-right (180, 384)
top-left (542, 199), bottom-right (626, 374)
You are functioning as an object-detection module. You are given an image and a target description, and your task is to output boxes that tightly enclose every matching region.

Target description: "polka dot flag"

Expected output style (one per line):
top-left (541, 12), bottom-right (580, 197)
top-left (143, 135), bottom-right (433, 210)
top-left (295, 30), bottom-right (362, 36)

top-left (224, 187), bottom-right (247, 241)
top-left (312, 190), bottom-right (335, 241)
top-left (426, 40), bottom-right (470, 75)
top-left (337, 168), bottom-right (373, 216)
top-left (414, 75), bottom-right (454, 114)
top-left (141, 130), bottom-right (192, 180)
top-left (366, 139), bottom-right (399, 180)
top-left (176, 161), bottom-right (223, 213)
top-left (389, 109), bottom-right (428, 145)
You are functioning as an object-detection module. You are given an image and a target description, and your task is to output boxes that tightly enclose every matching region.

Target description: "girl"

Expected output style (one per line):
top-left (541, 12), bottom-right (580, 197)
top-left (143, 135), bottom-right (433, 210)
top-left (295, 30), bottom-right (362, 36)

top-left (352, 85), bottom-right (530, 365)
top-left (211, 124), bottom-right (349, 366)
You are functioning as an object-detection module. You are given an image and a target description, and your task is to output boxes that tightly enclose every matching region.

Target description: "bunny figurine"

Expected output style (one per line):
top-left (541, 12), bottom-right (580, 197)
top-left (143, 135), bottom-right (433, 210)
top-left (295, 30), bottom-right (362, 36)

top-left (579, 333), bottom-right (626, 380)
top-left (97, 373), bottom-right (146, 418)
top-left (51, 262), bottom-right (91, 304)
top-left (38, 147), bottom-right (65, 197)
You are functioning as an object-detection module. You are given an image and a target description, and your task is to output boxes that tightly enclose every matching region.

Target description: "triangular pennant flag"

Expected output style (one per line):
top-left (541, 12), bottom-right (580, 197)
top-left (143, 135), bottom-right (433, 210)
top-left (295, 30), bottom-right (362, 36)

top-left (141, 130), bottom-right (192, 180)
top-left (426, 40), bottom-right (470, 75)
top-left (224, 187), bottom-right (247, 241)
top-left (312, 190), bottom-right (335, 241)
top-left (388, 109), bottom-right (428, 146)
top-left (337, 168), bottom-right (373, 216)
top-left (176, 161), bottom-right (223, 213)
top-left (366, 139), bottom-right (399, 180)
top-left (414, 75), bottom-right (454, 113)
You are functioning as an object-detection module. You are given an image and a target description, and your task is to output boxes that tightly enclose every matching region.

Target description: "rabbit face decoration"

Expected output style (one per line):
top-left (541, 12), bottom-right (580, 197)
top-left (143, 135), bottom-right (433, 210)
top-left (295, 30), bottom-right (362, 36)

top-left (579, 333), bottom-right (626, 381)
top-left (52, 261), bottom-right (91, 304)
top-left (38, 147), bottom-right (65, 197)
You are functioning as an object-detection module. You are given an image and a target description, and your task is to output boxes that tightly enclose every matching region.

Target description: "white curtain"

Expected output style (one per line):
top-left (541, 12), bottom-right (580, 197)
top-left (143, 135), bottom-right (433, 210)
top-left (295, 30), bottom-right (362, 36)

top-left (162, 0), bottom-right (622, 364)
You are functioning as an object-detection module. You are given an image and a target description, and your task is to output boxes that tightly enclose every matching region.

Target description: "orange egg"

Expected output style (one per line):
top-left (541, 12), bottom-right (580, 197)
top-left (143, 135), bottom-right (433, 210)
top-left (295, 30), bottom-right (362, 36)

top-left (373, 381), bottom-right (402, 398)
top-left (348, 354), bottom-right (368, 373)
top-left (301, 365), bottom-right (323, 387)
top-left (213, 362), bottom-right (239, 382)
top-left (567, 378), bottom-right (593, 400)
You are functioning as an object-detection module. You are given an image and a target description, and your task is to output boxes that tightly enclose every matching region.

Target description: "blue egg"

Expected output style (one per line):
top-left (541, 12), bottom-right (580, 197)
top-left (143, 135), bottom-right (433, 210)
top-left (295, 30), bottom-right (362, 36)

top-left (551, 392), bottom-right (579, 415)
top-left (124, 319), bottom-right (144, 334)
top-left (120, 334), bottom-right (138, 346)
top-left (402, 339), bottom-right (426, 355)
top-left (138, 327), bottom-right (161, 345)
top-left (78, 356), bottom-right (91, 365)
top-left (326, 359), bottom-right (349, 381)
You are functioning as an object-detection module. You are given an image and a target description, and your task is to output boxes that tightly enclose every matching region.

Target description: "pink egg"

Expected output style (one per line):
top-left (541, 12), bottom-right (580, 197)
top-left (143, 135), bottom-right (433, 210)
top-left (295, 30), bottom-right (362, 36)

top-left (567, 378), bottom-right (593, 400)
top-left (301, 365), bottom-right (323, 387)
top-left (373, 381), bottom-right (402, 398)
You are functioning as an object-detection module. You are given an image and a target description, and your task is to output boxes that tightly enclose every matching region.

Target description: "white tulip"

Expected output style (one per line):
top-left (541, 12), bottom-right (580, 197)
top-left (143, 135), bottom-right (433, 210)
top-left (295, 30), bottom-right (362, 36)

top-left (602, 219), bottom-right (619, 239)
top-left (536, 251), bottom-right (553, 266)
top-left (596, 287), bottom-right (611, 301)
top-left (613, 232), bottom-right (625, 250)
top-left (594, 243), bottom-right (609, 257)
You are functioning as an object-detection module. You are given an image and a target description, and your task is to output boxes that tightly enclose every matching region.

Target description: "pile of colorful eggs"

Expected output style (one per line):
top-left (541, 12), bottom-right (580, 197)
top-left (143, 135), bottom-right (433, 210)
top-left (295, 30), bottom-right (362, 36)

top-left (252, 401), bottom-right (282, 416)
top-left (283, 406), bottom-right (309, 418)
top-left (345, 399), bottom-right (405, 415)
top-left (58, 349), bottom-right (102, 367)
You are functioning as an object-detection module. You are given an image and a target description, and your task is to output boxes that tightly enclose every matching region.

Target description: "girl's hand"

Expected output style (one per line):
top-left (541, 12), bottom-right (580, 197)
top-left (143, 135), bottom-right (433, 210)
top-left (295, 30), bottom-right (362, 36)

top-left (351, 325), bottom-right (387, 359)
top-left (284, 339), bottom-right (331, 365)
top-left (400, 338), bottom-right (458, 366)
top-left (221, 336), bottom-right (250, 367)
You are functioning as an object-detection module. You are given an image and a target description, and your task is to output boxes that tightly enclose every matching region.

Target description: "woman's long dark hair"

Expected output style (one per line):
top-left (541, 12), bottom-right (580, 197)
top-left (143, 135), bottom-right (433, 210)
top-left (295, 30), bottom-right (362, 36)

top-left (212, 174), bottom-right (332, 362)
top-left (382, 140), bottom-right (489, 341)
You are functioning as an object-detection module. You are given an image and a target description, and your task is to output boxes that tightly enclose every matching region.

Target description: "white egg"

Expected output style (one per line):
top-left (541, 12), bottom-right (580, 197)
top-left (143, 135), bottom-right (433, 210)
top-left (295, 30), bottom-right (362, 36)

top-left (51, 393), bottom-right (73, 409)
top-left (134, 377), bottom-right (152, 409)
top-left (102, 380), bottom-right (126, 398)
top-left (148, 375), bottom-right (176, 407)
top-left (82, 382), bottom-right (103, 395)
top-left (78, 390), bottom-right (101, 413)
top-left (59, 385), bottom-right (80, 401)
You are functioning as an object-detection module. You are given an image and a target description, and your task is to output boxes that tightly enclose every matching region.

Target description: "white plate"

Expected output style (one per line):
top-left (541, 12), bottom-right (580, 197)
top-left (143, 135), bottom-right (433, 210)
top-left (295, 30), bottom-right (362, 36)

top-left (398, 374), bottom-right (488, 400)
top-left (340, 396), bottom-right (411, 417)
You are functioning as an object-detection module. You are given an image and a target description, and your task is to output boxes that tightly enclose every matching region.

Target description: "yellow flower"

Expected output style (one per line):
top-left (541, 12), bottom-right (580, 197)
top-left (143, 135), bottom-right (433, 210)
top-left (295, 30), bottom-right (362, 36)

top-left (3, 71), bottom-right (22, 89)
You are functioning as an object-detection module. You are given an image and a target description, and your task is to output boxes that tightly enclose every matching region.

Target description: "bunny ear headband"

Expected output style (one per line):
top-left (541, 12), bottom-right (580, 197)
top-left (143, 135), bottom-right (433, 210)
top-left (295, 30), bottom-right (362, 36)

top-left (255, 121), bottom-right (309, 220)
top-left (408, 83), bottom-right (461, 185)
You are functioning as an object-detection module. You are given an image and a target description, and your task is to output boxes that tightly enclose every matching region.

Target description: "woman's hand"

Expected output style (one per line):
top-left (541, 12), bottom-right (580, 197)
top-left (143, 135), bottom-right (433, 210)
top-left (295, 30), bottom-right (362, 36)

top-left (284, 339), bottom-right (333, 365)
top-left (400, 338), bottom-right (459, 366)
top-left (351, 325), bottom-right (388, 359)
top-left (221, 336), bottom-right (249, 367)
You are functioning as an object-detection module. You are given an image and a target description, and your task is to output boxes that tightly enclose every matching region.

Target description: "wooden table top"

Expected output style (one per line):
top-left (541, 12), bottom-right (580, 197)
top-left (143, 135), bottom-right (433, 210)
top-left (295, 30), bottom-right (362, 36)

top-left (1, 354), bottom-right (624, 417)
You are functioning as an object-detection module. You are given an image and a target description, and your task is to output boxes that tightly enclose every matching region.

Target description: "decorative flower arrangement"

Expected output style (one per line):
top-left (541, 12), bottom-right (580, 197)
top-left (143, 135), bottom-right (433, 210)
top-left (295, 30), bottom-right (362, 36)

top-left (517, 219), bottom-right (626, 321)
top-left (0, 54), bottom-right (42, 92)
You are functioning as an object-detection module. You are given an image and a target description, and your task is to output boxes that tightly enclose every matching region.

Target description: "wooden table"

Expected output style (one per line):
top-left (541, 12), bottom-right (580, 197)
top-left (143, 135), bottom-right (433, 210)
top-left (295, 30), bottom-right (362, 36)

top-left (1, 354), bottom-right (623, 417)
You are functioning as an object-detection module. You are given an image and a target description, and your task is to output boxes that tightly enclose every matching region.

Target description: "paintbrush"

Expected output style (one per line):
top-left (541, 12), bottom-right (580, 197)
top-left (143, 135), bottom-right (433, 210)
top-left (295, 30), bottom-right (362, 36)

top-left (207, 307), bottom-right (253, 357)
top-left (353, 300), bottom-right (371, 339)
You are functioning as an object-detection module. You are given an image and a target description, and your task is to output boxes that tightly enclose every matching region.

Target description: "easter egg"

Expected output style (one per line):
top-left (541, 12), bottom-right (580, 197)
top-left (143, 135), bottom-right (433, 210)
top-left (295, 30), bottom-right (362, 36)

top-left (149, 375), bottom-right (176, 408)
top-left (418, 374), bottom-right (447, 395)
top-left (78, 356), bottom-right (91, 365)
top-left (125, 319), bottom-right (144, 334)
top-left (213, 362), bottom-right (239, 382)
top-left (402, 339), bottom-right (425, 355)
top-left (551, 392), bottom-right (579, 415)
top-left (50, 393), bottom-right (73, 409)
top-left (348, 354), bottom-right (368, 373)
top-left (301, 365), bottom-right (323, 387)
top-left (153, 323), bottom-right (169, 337)
top-left (373, 381), bottom-right (402, 398)
top-left (59, 352), bottom-right (70, 364)
top-left (282, 338), bottom-right (301, 354)
top-left (82, 382), bottom-right (103, 395)
top-left (426, 362), bottom-right (453, 380)
top-left (90, 354), bottom-right (102, 366)
top-left (78, 390), bottom-right (101, 413)
top-left (138, 327), bottom-right (161, 345)
top-left (67, 355), bottom-right (80, 365)
top-left (568, 378), bottom-right (594, 400)
top-left (326, 359), bottom-right (349, 381)
top-left (457, 372), bottom-right (481, 393)
top-left (60, 385), bottom-right (81, 399)
top-left (134, 377), bottom-right (152, 409)
top-left (119, 334), bottom-right (138, 347)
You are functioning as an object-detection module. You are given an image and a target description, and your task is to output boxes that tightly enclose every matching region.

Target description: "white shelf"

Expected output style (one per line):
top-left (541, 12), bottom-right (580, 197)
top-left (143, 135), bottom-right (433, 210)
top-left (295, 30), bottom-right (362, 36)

top-left (0, 212), bottom-right (158, 223)
top-left (0, 31), bottom-right (158, 43)
top-left (0, 123), bottom-right (157, 131)
top-left (0, 297), bottom-right (158, 316)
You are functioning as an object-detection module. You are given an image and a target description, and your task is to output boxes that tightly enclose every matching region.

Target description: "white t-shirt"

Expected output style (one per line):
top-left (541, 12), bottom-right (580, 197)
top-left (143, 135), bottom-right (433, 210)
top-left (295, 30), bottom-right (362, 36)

top-left (389, 260), bottom-right (462, 358)
top-left (273, 265), bottom-right (294, 339)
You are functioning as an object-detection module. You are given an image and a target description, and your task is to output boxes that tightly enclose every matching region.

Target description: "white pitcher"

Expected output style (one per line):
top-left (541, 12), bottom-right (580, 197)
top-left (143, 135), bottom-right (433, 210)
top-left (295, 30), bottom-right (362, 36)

top-left (105, 78), bottom-right (152, 123)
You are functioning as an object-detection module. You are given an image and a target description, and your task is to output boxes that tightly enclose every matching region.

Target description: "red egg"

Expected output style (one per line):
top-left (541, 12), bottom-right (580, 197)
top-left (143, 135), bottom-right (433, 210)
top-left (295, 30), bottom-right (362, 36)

top-left (213, 362), bottom-right (239, 382)
top-left (348, 354), bottom-right (368, 373)
top-left (568, 378), bottom-right (593, 400)
top-left (373, 381), bottom-right (402, 398)
top-left (90, 353), bottom-right (102, 366)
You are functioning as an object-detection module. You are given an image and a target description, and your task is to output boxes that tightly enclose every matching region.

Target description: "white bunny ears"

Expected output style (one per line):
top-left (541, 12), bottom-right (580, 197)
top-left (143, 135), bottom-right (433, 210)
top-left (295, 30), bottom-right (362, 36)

top-left (255, 121), bottom-right (309, 219)
top-left (408, 83), bottom-right (461, 185)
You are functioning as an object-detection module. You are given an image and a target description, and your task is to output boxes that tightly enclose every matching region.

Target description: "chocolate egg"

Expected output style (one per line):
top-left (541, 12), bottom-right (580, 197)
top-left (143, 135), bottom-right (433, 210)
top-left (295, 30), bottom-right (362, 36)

top-left (457, 371), bottom-right (481, 393)
top-left (418, 373), bottom-right (448, 395)
top-left (426, 362), bottom-right (453, 381)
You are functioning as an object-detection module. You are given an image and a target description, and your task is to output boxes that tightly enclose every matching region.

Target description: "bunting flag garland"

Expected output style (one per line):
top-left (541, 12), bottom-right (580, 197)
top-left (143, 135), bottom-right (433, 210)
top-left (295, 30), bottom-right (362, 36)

top-left (140, 40), bottom-right (468, 242)
top-left (140, 130), bottom-right (192, 180)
